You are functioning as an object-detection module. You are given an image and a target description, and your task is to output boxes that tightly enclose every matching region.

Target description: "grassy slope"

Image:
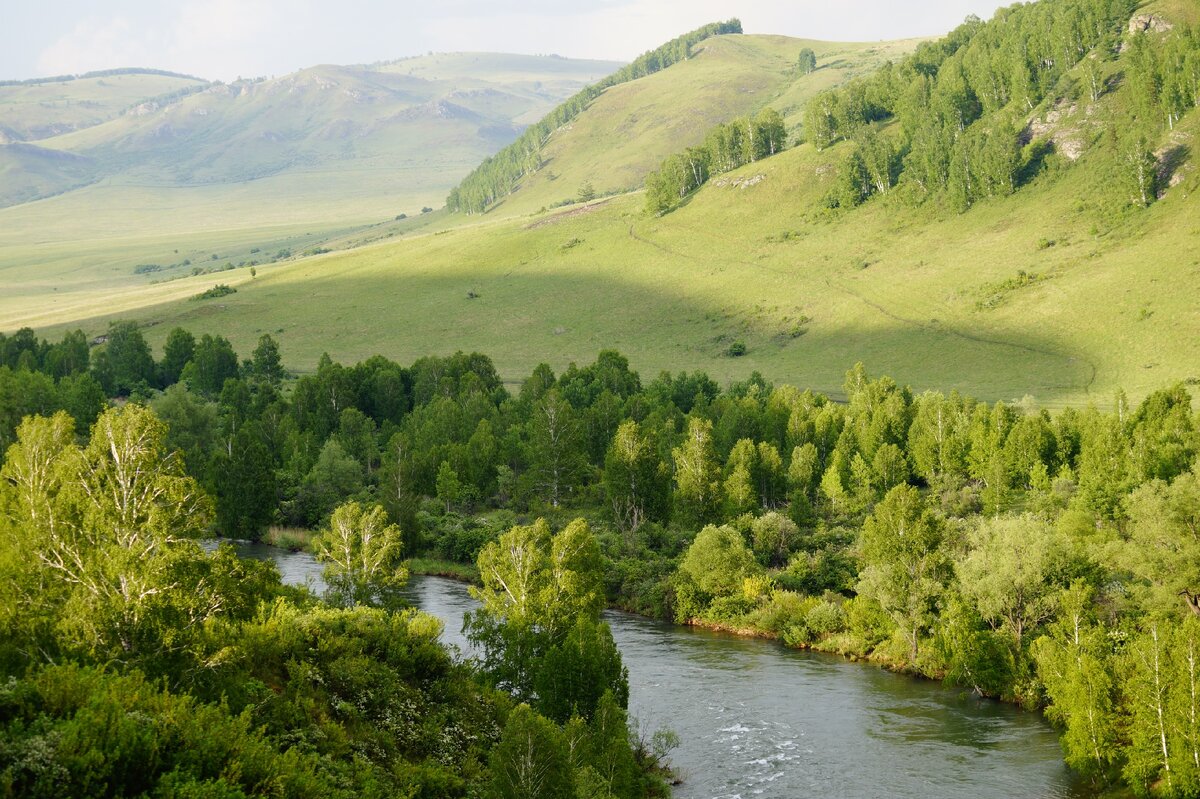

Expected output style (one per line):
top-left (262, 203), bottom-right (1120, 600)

top-left (486, 34), bottom-right (921, 216)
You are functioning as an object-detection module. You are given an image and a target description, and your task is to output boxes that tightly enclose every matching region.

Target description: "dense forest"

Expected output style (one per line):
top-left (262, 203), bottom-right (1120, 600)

top-left (0, 325), bottom-right (673, 798)
top-left (644, 0), bottom-right (1200, 215)
top-left (4, 321), bottom-right (1200, 793)
top-left (446, 19), bottom-right (742, 214)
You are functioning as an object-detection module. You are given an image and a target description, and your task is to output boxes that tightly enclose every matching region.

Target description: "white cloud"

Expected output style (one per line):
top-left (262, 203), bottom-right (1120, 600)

top-left (35, 0), bottom-right (290, 79)
top-left (29, 0), bottom-right (1010, 80)
top-left (37, 17), bottom-right (156, 74)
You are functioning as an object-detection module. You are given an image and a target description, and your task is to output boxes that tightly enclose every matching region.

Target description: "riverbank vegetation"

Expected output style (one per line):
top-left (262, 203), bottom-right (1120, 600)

top-left (5, 322), bottom-right (1200, 793)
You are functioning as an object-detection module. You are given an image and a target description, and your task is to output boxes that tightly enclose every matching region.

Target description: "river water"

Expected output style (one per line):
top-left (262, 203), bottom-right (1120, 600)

top-left (235, 542), bottom-right (1088, 799)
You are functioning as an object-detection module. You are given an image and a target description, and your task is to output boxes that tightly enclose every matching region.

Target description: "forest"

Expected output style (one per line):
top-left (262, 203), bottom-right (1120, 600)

top-left (644, 0), bottom-right (1200, 215)
top-left (0, 325), bottom-right (674, 798)
top-left (3, 322), bottom-right (1200, 794)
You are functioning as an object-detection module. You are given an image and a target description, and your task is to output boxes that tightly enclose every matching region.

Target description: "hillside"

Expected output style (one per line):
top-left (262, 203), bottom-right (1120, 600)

top-left (9, 3), bottom-right (1200, 408)
top-left (0, 70), bottom-right (207, 142)
top-left (451, 31), bottom-right (920, 217)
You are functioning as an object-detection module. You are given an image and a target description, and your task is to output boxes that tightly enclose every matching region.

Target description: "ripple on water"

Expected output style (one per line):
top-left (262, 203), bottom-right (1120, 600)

top-left (236, 552), bottom-right (1090, 799)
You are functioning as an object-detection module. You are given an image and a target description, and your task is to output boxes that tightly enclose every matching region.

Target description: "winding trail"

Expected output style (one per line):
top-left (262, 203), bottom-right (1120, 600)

top-left (626, 220), bottom-right (1098, 397)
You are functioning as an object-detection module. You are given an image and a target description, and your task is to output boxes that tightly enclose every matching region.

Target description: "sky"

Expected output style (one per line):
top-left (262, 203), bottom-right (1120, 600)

top-left (4, 0), bottom-right (1012, 82)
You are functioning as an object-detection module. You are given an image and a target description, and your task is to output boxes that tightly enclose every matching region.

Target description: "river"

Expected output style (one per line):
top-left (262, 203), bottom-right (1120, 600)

top-left (236, 542), bottom-right (1089, 799)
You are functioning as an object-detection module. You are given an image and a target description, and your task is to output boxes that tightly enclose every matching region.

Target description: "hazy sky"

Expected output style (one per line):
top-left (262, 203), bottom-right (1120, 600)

top-left (4, 0), bottom-right (1011, 82)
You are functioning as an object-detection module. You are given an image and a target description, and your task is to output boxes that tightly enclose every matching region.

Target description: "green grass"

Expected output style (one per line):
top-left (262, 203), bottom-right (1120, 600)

top-left (0, 71), bottom-right (206, 142)
top-left (262, 526), bottom-right (315, 552)
top-left (0, 54), bottom-right (620, 320)
top-left (407, 557), bottom-right (481, 584)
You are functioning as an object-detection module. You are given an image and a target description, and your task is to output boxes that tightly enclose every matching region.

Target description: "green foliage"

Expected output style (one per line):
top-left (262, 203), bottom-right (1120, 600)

top-left (645, 107), bottom-right (787, 214)
top-left (190, 284), bottom-right (237, 301)
top-left (467, 518), bottom-right (617, 712)
top-left (488, 704), bottom-right (575, 799)
top-left (672, 417), bottom-right (721, 526)
top-left (677, 523), bottom-right (763, 603)
top-left (1032, 582), bottom-right (1119, 778)
top-left (797, 48), bottom-right (817, 75)
top-left (313, 500), bottom-right (408, 608)
top-left (856, 484), bottom-right (949, 661)
top-left (97, 320), bottom-right (155, 395)
top-left (0, 664), bottom-right (344, 798)
top-left (812, 0), bottom-right (1142, 211)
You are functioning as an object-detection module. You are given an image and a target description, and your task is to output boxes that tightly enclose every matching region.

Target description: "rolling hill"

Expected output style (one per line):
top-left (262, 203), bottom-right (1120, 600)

top-left (8, 3), bottom-right (1200, 409)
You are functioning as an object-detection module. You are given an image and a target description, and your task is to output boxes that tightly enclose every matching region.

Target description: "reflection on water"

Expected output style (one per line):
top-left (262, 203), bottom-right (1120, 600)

top-left (231, 541), bottom-right (1087, 799)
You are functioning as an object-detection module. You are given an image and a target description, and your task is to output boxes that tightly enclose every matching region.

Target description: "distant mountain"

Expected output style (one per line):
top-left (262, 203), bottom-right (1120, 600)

top-left (0, 54), bottom-right (622, 208)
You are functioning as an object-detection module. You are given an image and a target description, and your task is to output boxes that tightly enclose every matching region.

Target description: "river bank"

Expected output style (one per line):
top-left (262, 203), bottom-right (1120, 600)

top-left (235, 540), bottom-right (1094, 798)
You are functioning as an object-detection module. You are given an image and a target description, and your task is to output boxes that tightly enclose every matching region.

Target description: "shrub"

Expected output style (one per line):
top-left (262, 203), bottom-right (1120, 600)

top-left (191, 284), bottom-right (236, 301)
top-left (805, 599), bottom-right (847, 639)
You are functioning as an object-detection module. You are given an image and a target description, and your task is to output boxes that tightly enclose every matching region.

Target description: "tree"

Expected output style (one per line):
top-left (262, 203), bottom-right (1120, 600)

top-left (488, 704), bottom-right (575, 799)
top-left (296, 439), bottom-right (363, 526)
top-left (467, 518), bottom-right (607, 700)
top-left (956, 513), bottom-right (1069, 650)
top-left (209, 422), bottom-right (276, 540)
top-left (678, 524), bottom-right (762, 598)
top-left (526, 390), bottom-right (587, 508)
top-left (1123, 471), bottom-right (1200, 615)
top-left (798, 48), bottom-right (817, 74)
top-left (856, 484), bottom-right (950, 661)
top-left (159, 327), bottom-right (195, 387)
top-left (313, 501), bottom-right (407, 608)
top-left (2, 405), bottom-right (213, 660)
top-left (250, 333), bottom-right (286, 385)
top-left (673, 416), bottom-right (720, 526)
top-left (436, 459), bottom-right (464, 513)
top-left (100, 321), bottom-right (155, 395)
top-left (1032, 582), bottom-right (1118, 777)
top-left (1115, 122), bottom-right (1159, 208)
top-left (751, 511), bottom-right (800, 567)
top-left (604, 420), bottom-right (669, 532)
top-left (183, 334), bottom-right (239, 397)
top-left (535, 617), bottom-right (629, 724)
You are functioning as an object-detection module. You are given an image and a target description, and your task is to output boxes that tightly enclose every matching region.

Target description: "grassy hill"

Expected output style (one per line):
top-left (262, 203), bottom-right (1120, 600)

top-left (0, 70), bottom-right (206, 142)
top-left (459, 34), bottom-right (920, 217)
top-left (9, 6), bottom-right (1200, 408)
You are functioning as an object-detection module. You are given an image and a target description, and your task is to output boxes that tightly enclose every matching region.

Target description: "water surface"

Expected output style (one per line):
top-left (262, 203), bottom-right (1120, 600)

top-left (235, 542), bottom-right (1087, 799)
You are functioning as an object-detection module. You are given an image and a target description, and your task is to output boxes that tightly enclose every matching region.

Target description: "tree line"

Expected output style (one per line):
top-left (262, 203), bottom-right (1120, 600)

top-left (644, 107), bottom-right (787, 215)
top-left (446, 19), bottom-right (743, 214)
top-left (6, 321), bottom-right (1200, 791)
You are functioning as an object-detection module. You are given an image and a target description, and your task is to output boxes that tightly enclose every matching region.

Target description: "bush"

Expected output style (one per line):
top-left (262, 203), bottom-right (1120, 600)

top-left (190, 284), bottom-right (236, 301)
top-left (705, 594), bottom-right (756, 623)
top-left (725, 341), bottom-right (747, 357)
top-left (805, 599), bottom-right (847, 639)
top-left (747, 590), bottom-right (813, 635)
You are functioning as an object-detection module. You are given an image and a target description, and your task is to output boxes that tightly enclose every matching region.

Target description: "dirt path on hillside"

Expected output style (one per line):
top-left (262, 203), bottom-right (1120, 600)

top-left (625, 220), bottom-right (1097, 396)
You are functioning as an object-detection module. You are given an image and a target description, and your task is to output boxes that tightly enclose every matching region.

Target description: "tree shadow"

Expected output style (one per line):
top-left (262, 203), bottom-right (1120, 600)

top-left (1016, 139), bottom-right (1055, 188)
top-left (1157, 144), bottom-right (1190, 193)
